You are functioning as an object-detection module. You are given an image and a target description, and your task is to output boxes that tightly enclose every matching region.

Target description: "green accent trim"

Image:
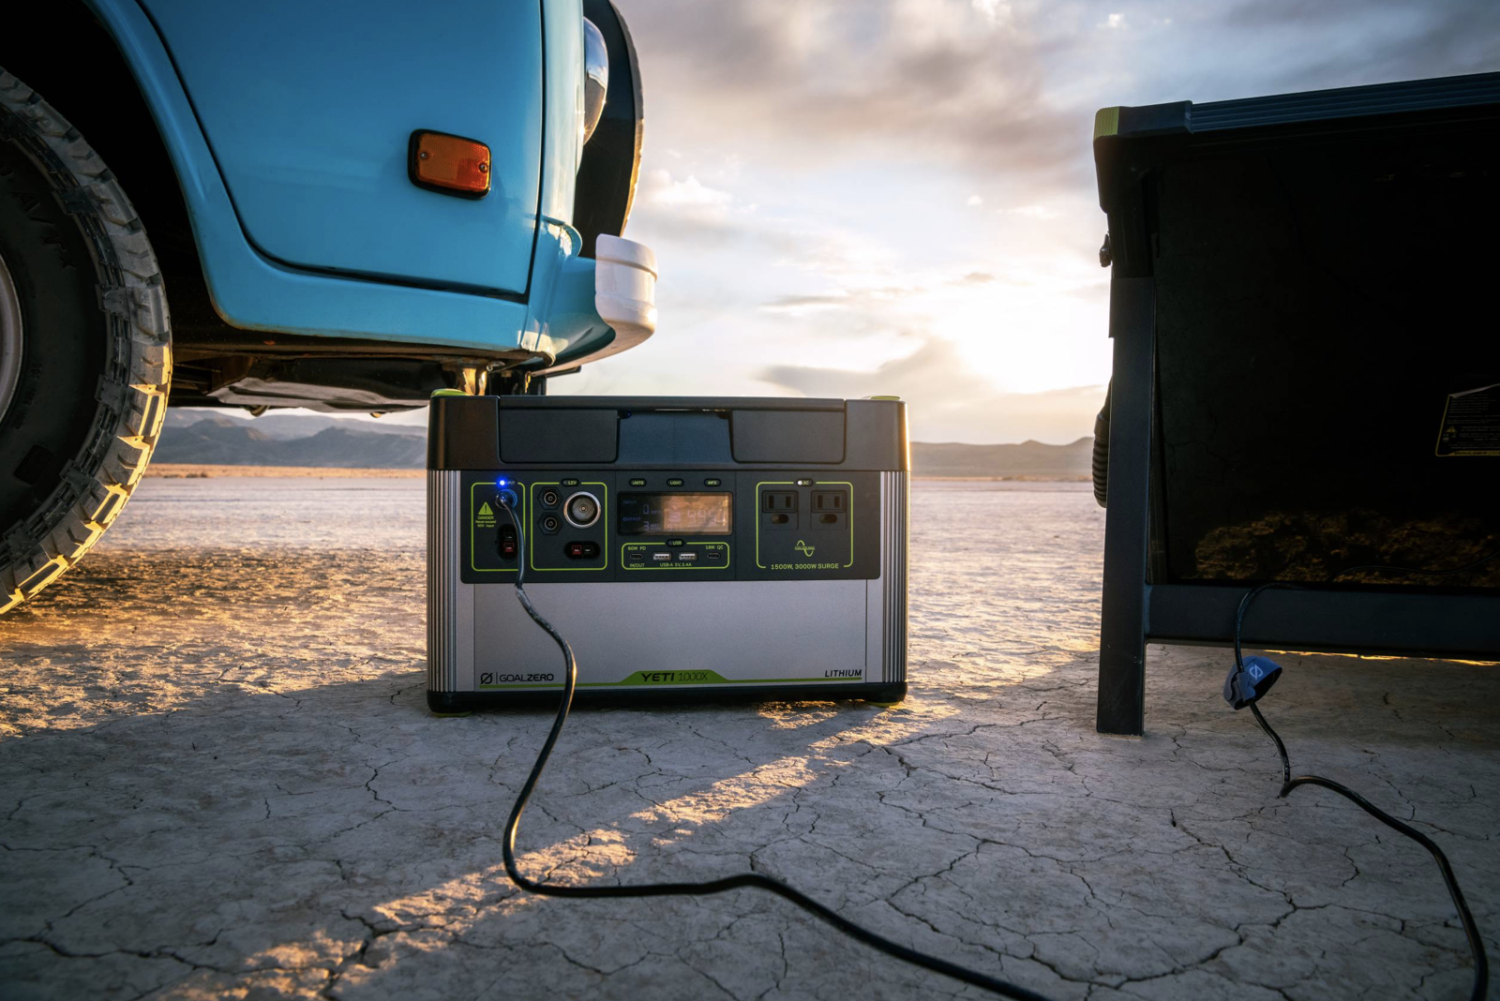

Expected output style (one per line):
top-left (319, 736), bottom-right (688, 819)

top-left (620, 541), bottom-right (731, 571)
top-left (469, 481), bottom-right (521, 574)
top-left (479, 669), bottom-right (866, 690)
top-left (528, 481), bottom-right (609, 572)
top-left (754, 480), bottom-right (856, 570)
top-left (430, 388), bottom-right (469, 398)
top-left (866, 395), bottom-right (901, 401)
top-left (1094, 107), bottom-right (1120, 139)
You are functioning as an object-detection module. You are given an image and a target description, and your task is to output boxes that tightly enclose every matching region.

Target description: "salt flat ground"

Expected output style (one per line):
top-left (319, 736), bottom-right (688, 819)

top-left (0, 478), bottom-right (1494, 1001)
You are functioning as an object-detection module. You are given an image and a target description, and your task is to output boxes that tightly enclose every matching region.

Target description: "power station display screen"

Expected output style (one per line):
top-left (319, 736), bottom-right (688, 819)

top-left (619, 493), bottom-right (732, 536)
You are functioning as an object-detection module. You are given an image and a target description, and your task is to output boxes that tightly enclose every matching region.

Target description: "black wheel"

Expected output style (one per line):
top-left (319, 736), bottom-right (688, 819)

top-left (0, 69), bottom-right (172, 613)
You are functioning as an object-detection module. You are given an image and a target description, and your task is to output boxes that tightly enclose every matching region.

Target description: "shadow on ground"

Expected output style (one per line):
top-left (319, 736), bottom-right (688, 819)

top-left (1, 542), bottom-right (1495, 1001)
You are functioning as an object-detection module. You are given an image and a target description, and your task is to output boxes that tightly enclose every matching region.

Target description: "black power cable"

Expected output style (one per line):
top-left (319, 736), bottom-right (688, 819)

top-left (493, 496), bottom-right (1059, 1001)
top-left (1234, 549), bottom-right (1498, 1001)
top-left (495, 488), bottom-right (1494, 1000)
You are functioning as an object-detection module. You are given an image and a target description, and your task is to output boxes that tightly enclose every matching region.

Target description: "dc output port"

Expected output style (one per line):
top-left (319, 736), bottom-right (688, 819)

top-left (563, 491), bottom-right (601, 529)
top-left (498, 488), bottom-right (519, 509)
top-left (540, 488), bottom-right (561, 508)
top-left (539, 514), bottom-right (562, 535)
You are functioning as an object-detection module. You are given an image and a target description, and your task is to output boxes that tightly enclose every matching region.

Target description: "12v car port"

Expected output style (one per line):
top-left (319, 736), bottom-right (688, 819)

top-left (563, 492), bottom-right (601, 528)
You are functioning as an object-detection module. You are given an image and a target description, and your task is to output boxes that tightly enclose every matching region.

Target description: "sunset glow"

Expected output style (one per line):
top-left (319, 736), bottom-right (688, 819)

top-left (560, 0), bottom-right (1500, 442)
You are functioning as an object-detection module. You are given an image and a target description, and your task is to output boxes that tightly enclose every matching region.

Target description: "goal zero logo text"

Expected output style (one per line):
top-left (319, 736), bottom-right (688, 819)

top-left (794, 540), bottom-right (816, 557)
top-left (480, 672), bottom-right (555, 685)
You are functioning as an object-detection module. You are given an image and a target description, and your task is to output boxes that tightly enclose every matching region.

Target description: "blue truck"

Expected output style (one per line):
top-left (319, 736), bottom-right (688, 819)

top-left (0, 0), bottom-right (655, 611)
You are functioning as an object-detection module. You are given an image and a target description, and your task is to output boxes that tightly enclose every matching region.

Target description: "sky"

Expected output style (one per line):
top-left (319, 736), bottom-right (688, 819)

top-left (550, 0), bottom-right (1500, 442)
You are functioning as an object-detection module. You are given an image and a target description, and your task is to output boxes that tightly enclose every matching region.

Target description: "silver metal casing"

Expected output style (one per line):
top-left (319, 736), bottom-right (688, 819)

top-left (429, 470), bottom-right (906, 701)
top-left (425, 396), bottom-right (909, 710)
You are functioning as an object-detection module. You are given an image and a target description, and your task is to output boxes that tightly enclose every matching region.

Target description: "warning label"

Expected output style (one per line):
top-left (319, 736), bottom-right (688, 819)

top-left (1436, 383), bottom-right (1500, 457)
top-left (476, 501), bottom-right (496, 527)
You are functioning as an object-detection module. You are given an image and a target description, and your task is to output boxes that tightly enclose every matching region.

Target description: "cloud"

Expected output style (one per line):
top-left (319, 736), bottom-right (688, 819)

top-left (970, 0), bottom-right (1013, 26)
top-left (638, 170), bottom-right (735, 211)
top-left (1288, 2), bottom-right (1500, 85)
top-left (618, 0), bottom-right (1094, 184)
top-left (951, 272), bottom-right (995, 286)
top-left (631, 167), bottom-right (899, 279)
top-left (1002, 204), bottom-right (1060, 220)
top-left (620, 0), bottom-right (1500, 192)
top-left (758, 293), bottom-right (852, 312)
top-left (597, 0), bottom-right (1499, 441)
top-left (1224, 0), bottom-right (1457, 29)
top-left (759, 284), bottom-right (919, 313)
top-left (628, 168), bottom-right (747, 244)
top-left (758, 336), bottom-right (1105, 443)
top-left (1163, 0), bottom-right (1500, 97)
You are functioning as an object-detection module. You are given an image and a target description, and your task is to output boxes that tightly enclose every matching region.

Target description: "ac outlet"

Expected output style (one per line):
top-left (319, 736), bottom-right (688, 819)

top-left (763, 491), bottom-right (797, 513)
top-left (812, 489), bottom-right (848, 525)
top-left (812, 490), bottom-right (846, 512)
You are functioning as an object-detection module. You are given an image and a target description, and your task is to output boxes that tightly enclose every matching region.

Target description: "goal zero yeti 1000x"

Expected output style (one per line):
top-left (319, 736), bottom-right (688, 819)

top-left (426, 395), bottom-right (908, 711)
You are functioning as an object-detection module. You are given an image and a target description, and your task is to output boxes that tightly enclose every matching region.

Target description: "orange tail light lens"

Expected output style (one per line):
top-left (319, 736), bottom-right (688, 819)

top-left (409, 131), bottom-right (491, 198)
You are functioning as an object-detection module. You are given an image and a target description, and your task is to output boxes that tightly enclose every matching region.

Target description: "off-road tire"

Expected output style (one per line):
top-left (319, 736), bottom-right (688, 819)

top-left (0, 69), bottom-right (171, 613)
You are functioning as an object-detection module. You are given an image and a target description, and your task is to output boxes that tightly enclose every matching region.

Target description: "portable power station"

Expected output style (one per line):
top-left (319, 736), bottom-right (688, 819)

top-left (426, 395), bottom-right (909, 711)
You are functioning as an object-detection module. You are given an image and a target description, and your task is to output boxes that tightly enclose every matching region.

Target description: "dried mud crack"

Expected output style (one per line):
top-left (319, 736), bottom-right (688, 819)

top-left (0, 478), bottom-right (1493, 1000)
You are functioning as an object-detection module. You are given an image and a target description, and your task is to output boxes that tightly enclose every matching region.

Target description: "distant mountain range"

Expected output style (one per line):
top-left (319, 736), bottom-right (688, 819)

top-left (155, 410), bottom-right (1092, 478)
top-left (154, 414), bottom-right (425, 468)
top-left (161, 409), bottom-right (425, 440)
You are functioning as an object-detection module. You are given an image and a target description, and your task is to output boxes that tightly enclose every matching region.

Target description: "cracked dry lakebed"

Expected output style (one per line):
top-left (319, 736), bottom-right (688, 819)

top-left (0, 477), bottom-right (1495, 1001)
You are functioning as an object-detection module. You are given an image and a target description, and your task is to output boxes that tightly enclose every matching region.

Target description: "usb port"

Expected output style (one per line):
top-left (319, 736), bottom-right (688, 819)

top-left (652, 552), bottom-right (673, 562)
top-left (677, 552), bottom-right (698, 562)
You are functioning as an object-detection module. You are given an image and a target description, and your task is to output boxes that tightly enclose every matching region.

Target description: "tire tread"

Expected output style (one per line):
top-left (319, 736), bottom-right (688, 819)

top-left (0, 68), bottom-right (172, 612)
